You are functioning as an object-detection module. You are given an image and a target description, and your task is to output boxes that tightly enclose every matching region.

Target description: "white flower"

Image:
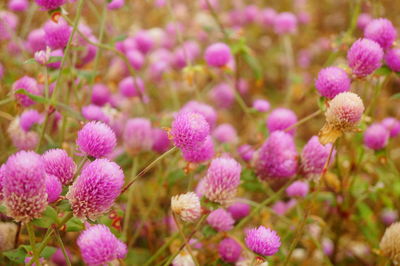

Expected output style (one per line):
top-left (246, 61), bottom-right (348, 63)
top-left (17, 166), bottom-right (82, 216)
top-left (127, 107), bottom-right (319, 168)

top-left (380, 222), bottom-right (400, 264)
top-left (171, 192), bottom-right (201, 223)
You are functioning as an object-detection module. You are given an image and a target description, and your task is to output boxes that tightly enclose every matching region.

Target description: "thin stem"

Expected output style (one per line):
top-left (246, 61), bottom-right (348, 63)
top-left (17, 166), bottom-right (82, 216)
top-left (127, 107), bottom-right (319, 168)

top-left (284, 110), bottom-right (322, 133)
top-left (26, 222), bottom-right (40, 266)
top-left (54, 228), bottom-right (72, 266)
top-left (143, 232), bottom-right (179, 266)
top-left (121, 147), bottom-right (177, 194)
top-left (0, 97), bottom-right (12, 107)
top-left (205, 0), bottom-right (229, 39)
top-left (173, 214), bottom-right (199, 266)
top-left (122, 157), bottom-right (139, 241)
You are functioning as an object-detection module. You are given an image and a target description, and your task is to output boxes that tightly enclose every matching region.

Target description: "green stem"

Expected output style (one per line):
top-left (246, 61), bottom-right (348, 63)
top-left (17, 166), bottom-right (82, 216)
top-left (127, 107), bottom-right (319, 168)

top-left (0, 97), bottom-right (12, 107)
top-left (284, 110), bottom-right (322, 133)
top-left (26, 222), bottom-right (40, 266)
top-left (205, 0), bottom-right (229, 40)
top-left (54, 229), bottom-right (72, 266)
top-left (122, 157), bottom-right (139, 241)
top-left (143, 232), bottom-right (179, 266)
top-left (173, 214), bottom-right (199, 266)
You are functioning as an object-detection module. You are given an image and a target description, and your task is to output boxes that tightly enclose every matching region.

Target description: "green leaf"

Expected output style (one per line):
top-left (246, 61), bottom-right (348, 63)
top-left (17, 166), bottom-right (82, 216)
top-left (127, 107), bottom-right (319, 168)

top-left (241, 168), bottom-right (264, 192)
top-left (66, 217), bottom-right (84, 232)
top-left (390, 93), bottom-right (400, 100)
top-left (48, 56), bottom-right (63, 63)
top-left (14, 89), bottom-right (49, 104)
top-left (31, 206), bottom-right (60, 228)
top-left (202, 225), bottom-right (217, 238)
top-left (113, 34), bottom-right (128, 42)
top-left (0, 205), bottom-right (6, 214)
top-left (40, 246), bottom-right (57, 258)
top-left (3, 247), bottom-right (27, 263)
top-left (242, 52), bottom-right (262, 80)
top-left (374, 66), bottom-right (392, 76)
top-left (167, 169), bottom-right (186, 186)
top-left (23, 58), bottom-right (37, 65)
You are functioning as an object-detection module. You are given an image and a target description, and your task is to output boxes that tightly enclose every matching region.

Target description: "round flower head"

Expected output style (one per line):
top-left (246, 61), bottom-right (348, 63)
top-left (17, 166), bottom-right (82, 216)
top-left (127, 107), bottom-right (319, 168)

top-left (42, 149), bottom-right (76, 185)
top-left (76, 121), bottom-right (117, 158)
top-left (255, 131), bottom-right (298, 180)
top-left (301, 136), bottom-right (335, 179)
top-left (381, 117), bottom-right (400, 138)
top-left (209, 83), bottom-right (235, 109)
top-left (91, 83), bottom-right (110, 106)
top-left (27, 29), bottom-right (46, 53)
top-left (261, 8), bottom-right (277, 27)
top-left (170, 111), bottom-right (210, 149)
top-left (227, 202), bottom-right (250, 220)
top-left (8, 117), bottom-right (39, 150)
top-left (245, 226), bottom-right (281, 256)
top-left (267, 108), bottom-right (298, 135)
top-left (286, 181), bottom-right (309, 197)
top-left (380, 222), bottom-right (400, 264)
top-left (319, 92), bottom-right (365, 144)
top-left (35, 0), bottom-right (66, 10)
top-left (44, 18), bottom-right (72, 50)
top-left (207, 208), bottom-right (234, 232)
top-left (171, 192), bottom-right (201, 223)
top-left (182, 136), bottom-right (214, 163)
top-left (8, 0), bottom-right (29, 12)
top-left (172, 250), bottom-right (195, 266)
top-left (67, 159), bottom-right (124, 220)
top-left (0, 11), bottom-right (18, 41)
top-left (363, 123), bottom-right (389, 150)
top-left (218, 238), bottom-right (242, 263)
top-left (19, 109), bottom-right (43, 132)
top-left (123, 118), bottom-right (154, 155)
top-left (364, 18), bottom-right (397, 49)
top-left (2, 151), bottom-right (48, 222)
top-left (274, 12), bottom-right (298, 35)
top-left (381, 209), bottom-right (398, 226)
top-left (45, 174), bottom-right (62, 203)
top-left (127, 49), bottom-right (144, 70)
top-left (204, 42), bottom-right (232, 68)
top-left (237, 144), bottom-right (255, 163)
top-left (77, 224), bottom-right (127, 265)
top-left (0, 164), bottom-right (6, 201)
top-left (118, 76), bottom-right (144, 98)
top-left (51, 248), bottom-right (72, 266)
top-left (253, 99), bottom-right (271, 112)
top-left (152, 128), bottom-right (171, 153)
top-left (134, 30), bottom-right (153, 54)
top-left (347, 38), bottom-right (383, 77)
top-left (82, 104), bottom-right (110, 124)
top-left (315, 67), bottom-right (351, 99)
top-left (203, 157), bottom-right (242, 204)
top-left (181, 101), bottom-right (217, 128)
top-left (357, 13), bottom-right (372, 31)
top-left (108, 0), bottom-right (124, 10)
top-left (12, 76), bottom-right (41, 107)
top-left (384, 48), bottom-right (400, 72)
top-left (213, 124), bottom-right (238, 144)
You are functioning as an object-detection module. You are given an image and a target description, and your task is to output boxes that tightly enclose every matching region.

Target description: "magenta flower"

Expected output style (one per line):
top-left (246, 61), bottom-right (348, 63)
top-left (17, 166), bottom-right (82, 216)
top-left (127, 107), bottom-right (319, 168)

top-left (2, 151), bottom-right (48, 222)
top-left (204, 42), bottom-right (232, 68)
top-left (260, 8), bottom-right (277, 27)
top-left (27, 29), bottom-right (46, 53)
top-left (267, 108), bottom-right (298, 135)
top-left (364, 18), bottom-right (397, 49)
top-left (381, 209), bottom-right (398, 226)
top-left (82, 105), bottom-right (110, 124)
top-left (381, 117), bottom-right (400, 138)
top-left (385, 48), bottom-right (400, 72)
top-left (252, 99), bottom-right (271, 112)
top-left (237, 144), bottom-right (255, 163)
top-left (67, 159), bottom-right (124, 220)
top-left (315, 67), bottom-right (351, 99)
top-left (77, 224), bottom-right (127, 265)
top-left (19, 109), bottom-right (43, 132)
top-left (181, 101), bottom-right (217, 128)
top-left (91, 83), bottom-right (110, 106)
top-left (274, 12), bottom-right (298, 35)
top-left (245, 226), bottom-right (281, 256)
top-left (47, 49), bottom-right (63, 69)
top-left (207, 208), bottom-right (234, 232)
top-left (134, 30), bottom-right (154, 54)
top-left (227, 202), bottom-right (250, 220)
top-left (286, 180), bottom-right (309, 197)
top-left (45, 174), bottom-right (62, 203)
top-left (7, 117), bottom-right (39, 151)
top-left (8, 0), bottom-right (28, 12)
top-left (364, 123), bottom-right (390, 150)
top-left (170, 111), bottom-right (210, 149)
top-left (182, 136), bottom-right (214, 163)
top-left (203, 157), bottom-right (242, 204)
top-left (44, 18), bottom-right (72, 50)
top-left (152, 128), bottom-right (171, 154)
top-left (209, 83), bottom-right (235, 109)
top-left (255, 131), bottom-right (298, 180)
top-left (118, 76), bottom-right (144, 98)
top-left (123, 118), bottom-right (154, 155)
top-left (76, 121), bottom-right (117, 158)
top-left (301, 136), bottom-right (335, 179)
top-left (213, 124), bottom-right (238, 144)
top-left (357, 13), bottom-right (372, 31)
top-left (12, 76), bottom-right (41, 107)
top-left (347, 38), bottom-right (383, 77)
top-left (0, 164), bottom-right (6, 202)
top-left (35, 0), bottom-right (66, 10)
top-left (108, 0), bottom-right (125, 10)
top-left (127, 49), bottom-right (144, 70)
top-left (0, 11), bottom-right (18, 41)
top-left (42, 149), bottom-right (76, 185)
top-left (218, 238), bottom-right (242, 263)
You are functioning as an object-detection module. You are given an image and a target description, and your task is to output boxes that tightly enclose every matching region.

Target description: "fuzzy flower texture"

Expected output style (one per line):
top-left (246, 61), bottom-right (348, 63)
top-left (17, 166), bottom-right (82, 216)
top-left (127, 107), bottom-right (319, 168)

top-left (245, 226), bottom-right (281, 256)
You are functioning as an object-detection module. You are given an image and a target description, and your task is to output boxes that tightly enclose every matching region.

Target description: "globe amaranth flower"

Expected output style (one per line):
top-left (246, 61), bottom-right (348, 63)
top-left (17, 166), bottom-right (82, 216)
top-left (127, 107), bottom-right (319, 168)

top-left (203, 157), bottom-right (242, 204)
top-left (237, 144), bottom-right (255, 163)
top-left (172, 250), bottom-right (195, 266)
top-left (384, 48), bottom-right (400, 72)
top-left (123, 118), bottom-right (154, 155)
top-left (380, 222), bottom-right (400, 264)
top-left (170, 111), bottom-right (210, 149)
top-left (381, 117), bottom-right (400, 138)
top-left (204, 42), bottom-right (232, 68)
top-left (12, 76), bottom-right (41, 107)
top-left (227, 202), bottom-right (250, 220)
top-left (319, 92), bottom-right (365, 144)
top-left (245, 226), bottom-right (281, 256)
top-left (42, 149), bottom-right (75, 184)
top-left (0, 11), bottom-right (18, 41)
top-left (2, 151), bottom-right (48, 222)
top-left (315, 67), bottom-right (351, 99)
top-left (118, 76), bottom-right (144, 98)
top-left (272, 199), bottom-right (297, 216)
top-left (381, 209), bottom-right (398, 226)
top-left (363, 123), bottom-right (390, 150)
top-left (286, 181), bottom-right (309, 197)
top-left (45, 174), bottom-right (62, 203)
top-left (255, 131), bottom-right (298, 180)
top-left (76, 121), bottom-right (117, 158)
top-left (171, 192), bottom-right (202, 223)
top-left (44, 18), bottom-right (72, 50)
top-left (8, 0), bottom-right (28, 12)
top-left (19, 109), bottom-right (43, 132)
top-left (181, 101), bottom-right (217, 128)
top-left (260, 8), bottom-right (277, 27)
top-left (209, 83), bottom-right (235, 109)
top-left (8, 117), bottom-right (39, 150)
top-left (108, 0), bottom-right (125, 10)
top-left (51, 248), bottom-right (72, 266)
top-left (364, 18), bottom-right (397, 49)
top-left (77, 224), bottom-right (127, 265)
top-left (273, 12), bottom-right (298, 35)
top-left (0, 165), bottom-right (6, 202)
top-left (152, 128), bottom-right (171, 154)
top-left (357, 13), bottom-right (372, 31)
top-left (218, 238), bottom-right (242, 263)
top-left (67, 159), bottom-right (124, 220)
top-left (27, 29), bottom-right (46, 53)
top-left (91, 83), bottom-right (110, 106)
top-left (182, 135), bottom-right (214, 163)
top-left (207, 208), bottom-right (234, 232)
top-left (301, 136), bottom-right (335, 179)
top-left (266, 108), bottom-right (298, 135)
top-left (252, 99), bottom-right (271, 112)
top-left (127, 49), bottom-right (144, 70)
top-left (47, 49), bottom-right (64, 69)
top-left (347, 38), bottom-right (383, 77)
top-left (213, 123), bottom-right (238, 144)
top-left (134, 30), bottom-right (154, 54)
top-left (35, 0), bottom-right (66, 10)
top-left (82, 104), bottom-right (110, 124)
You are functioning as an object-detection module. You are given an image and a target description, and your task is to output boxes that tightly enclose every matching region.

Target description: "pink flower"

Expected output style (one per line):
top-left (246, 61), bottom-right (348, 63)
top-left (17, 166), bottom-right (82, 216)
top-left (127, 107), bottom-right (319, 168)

top-left (245, 226), bottom-right (281, 256)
